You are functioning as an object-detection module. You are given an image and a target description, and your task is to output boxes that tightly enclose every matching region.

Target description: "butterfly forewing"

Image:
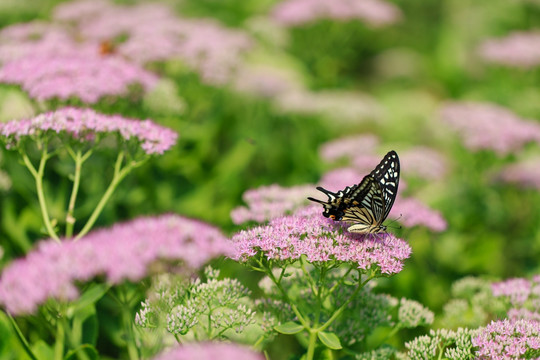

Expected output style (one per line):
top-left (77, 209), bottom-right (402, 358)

top-left (308, 150), bottom-right (400, 234)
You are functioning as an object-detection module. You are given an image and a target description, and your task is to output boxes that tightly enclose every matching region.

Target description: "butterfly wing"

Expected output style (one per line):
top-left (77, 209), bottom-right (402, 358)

top-left (308, 150), bottom-right (400, 233)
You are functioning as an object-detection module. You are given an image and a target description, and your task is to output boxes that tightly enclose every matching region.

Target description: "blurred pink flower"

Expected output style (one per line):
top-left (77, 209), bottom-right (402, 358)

top-left (0, 52), bottom-right (158, 103)
top-left (319, 134), bottom-right (379, 163)
top-left (152, 342), bottom-right (264, 360)
top-left (233, 64), bottom-right (303, 98)
top-left (0, 215), bottom-right (230, 315)
top-left (492, 278), bottom-right (533, 306)
top-left (440, 101), bottom-right (540, 155)
top-left (0, 21), bottom-right (98, 64)
top-left (54, 1), bottom-right (252, 85)
top-left (479, 31), bottom-right (540, 68)
top-left (0, 107), bottom-right (177, 155)
top-left (231, 206), bottom-right (411, 275)
top-left (498, 156), bottom-right (540, 189)
top-left (473, 319), bottom-right (540, 359)
top-left (399, 147), bottom-right (447, 180)
top-left (390, 197), bottom-right (447, 232)
top-left (272, 0), bottom-right (402, 27)
top-left (231, 184), bottom-right (319, 224)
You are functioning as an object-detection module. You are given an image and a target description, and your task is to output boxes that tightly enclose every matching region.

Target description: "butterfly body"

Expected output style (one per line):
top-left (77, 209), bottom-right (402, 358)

top-left (308, 150), bottom-right (400, 234)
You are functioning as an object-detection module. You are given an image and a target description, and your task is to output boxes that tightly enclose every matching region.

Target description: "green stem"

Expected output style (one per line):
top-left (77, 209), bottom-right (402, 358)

top-left (6, 313), bottom-right (39, 360)
top-left (22, 150), bottom-right (60, 242)
top-left (75, 152), bottom-right (146, 240)
top-left (305, 330), bottom-right (318, 360)
top-left (316, 271), bottom-right (375, 333)
top-left (54, 318), bottom-right (65, 360)
top-left (323, 266), bottom-right (354, 301)
top-left (65, 149), bottom-right (91, 238)
top-left (123, 307), bottom-right (139, 360)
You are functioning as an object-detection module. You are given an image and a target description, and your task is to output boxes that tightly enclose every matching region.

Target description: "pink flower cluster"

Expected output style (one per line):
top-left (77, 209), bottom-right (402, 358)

top-left (473, 319), bottom-right (540, 359)
top-left (440, 101), bottom-right (540, 155)
top-left (272, 0), bottom-right (402, 27)
top-left (390, 198), bottom-right (447, 232)
top-left (0, 107), bottom-right (178, 155)
top-left (399, 147), bottom-right (447, 180)
top-left (492, 278), bottom-right (533, 305)
top-left (231, 184), bottom-right (319, 224)
top-left (319, 134), bottom-right (379, 163)
top-left (498, 156), bottom-right (540, 190)
top-left (152, 342), bottom-right (264, 360)
top-left (0, 53), bottom-right (158, 103)
top-left (0, 214), bottom-right (231, 315)
top-left (53, 0), bottom-right (252, 85)
top-left (479, 31), bottom-right (540, 68)
top-left (230, 206), bottom-right (411, 275)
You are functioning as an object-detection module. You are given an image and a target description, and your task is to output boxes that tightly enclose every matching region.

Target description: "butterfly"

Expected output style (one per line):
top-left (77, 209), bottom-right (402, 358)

top-left (308, 150), bottom-right (400, 234)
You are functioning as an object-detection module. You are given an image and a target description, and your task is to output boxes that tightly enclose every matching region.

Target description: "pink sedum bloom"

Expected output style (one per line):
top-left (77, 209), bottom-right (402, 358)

top-left (0, 215), bottom-right (231, 315)
top-left (272, 0), bottom-right (402, 27)
top-left (479, 31), bottom-right (540, 68)
top-left (473, 319), bottom-right (540, 359)
top-left (440, 101), bottom-right (540, 155)
top-left (152, 342), bottom-right (264, 360)
top-left (492, 278), bottom-right (533, 306)
top-left (231, 184), bottom-right (319, 224)
top-left (498, 156), bottom-right (540, 190)
top-left (390, 197), bottom-right (447, 232)
top-left (0, 53), bottom-right (158, 103)
top-left (319, 134), bottom-right (379, 163)
top-left (399, 147), bottom-right (447, 180)
top-left (230, 206), bottom-right (411, 275)
top-left (0, 107), bottom-right (178, 155)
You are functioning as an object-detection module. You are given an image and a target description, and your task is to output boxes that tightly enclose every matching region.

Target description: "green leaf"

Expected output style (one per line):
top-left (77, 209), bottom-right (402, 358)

top-left (67, 283), bottom-right (110, 316)
top-left (317, 331), bottom-right (342, 350)
top-left (31, 340), bottom-right (54, 360)
top-left (274, 322), bottom-right (304, 335)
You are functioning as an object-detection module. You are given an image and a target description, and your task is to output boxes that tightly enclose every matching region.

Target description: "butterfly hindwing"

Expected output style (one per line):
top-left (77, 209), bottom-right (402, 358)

top-left (308, 150), bottom-right (400, 234)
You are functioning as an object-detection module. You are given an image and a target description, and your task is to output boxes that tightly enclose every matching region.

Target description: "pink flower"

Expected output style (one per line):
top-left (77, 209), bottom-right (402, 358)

top-left (0, 215), bottom-right (231, 315)
top-left (54, 1), bottom-right (252, 85)
top-left (152, 342), bottom-right (264, 360)
top-left (0, 53), bottom-right (158, 103)
top-left (479, 31), bottom-right (540, 68)
top-left (399, 147), bottom-right (447, 180)
top-left (319, 134), bottom-right (379, 163)
top-left (492, 278), bottom-right (532, 306)
top-left (473, 319), bottom-right (540, 359)
top-left (231, 184), bottom-right (319, 224)
top-left (230, 206), bottom-right (411, 275)
top-left (390, 197), bottom-right (447, 232)
top-left (440, 101), bottom-right (540, 155)
top-left (498, 156), bottom-right (540, 190)
top-left (272, 0), bottom-right (402, 27)
top-left (0, 107), bottom-right (177, 155)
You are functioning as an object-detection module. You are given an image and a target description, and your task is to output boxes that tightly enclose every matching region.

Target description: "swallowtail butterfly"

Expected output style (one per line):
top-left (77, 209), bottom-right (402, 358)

top-left (308, 150), bottom-right (400, 234)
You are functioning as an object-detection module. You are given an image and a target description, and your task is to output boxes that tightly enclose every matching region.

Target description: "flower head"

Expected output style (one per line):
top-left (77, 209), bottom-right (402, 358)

top-left (230, 184), bottom-right (318, 224)
top-left (230, 206), bottom-right (411, 275)
top-left (399, 146), bottom-right (447, 180)
top-left (498, 156), bottom-right (540, 190)
top-left (272, 0), bottom-right (402, 27)
top-left (492, 278), bottom-right (532, 306)
top-left (390, 197), bottom-right (447, 232)
top-left (473, 319), bottom-right (540, 359)
top-left (152, 342), bottom-right (264, 360)
top-left (479, 31), bottom-right (540, 68)
top-left (0, 215), bottom-right (230, 315)
top-left (0, 53), bottom-right (158, 103)
top-left (0, 107), bottom-right (177, 155)
top-left (319, 134), bottom-right (379, 163)
top-left (440, 101), bottom-right (540, 155)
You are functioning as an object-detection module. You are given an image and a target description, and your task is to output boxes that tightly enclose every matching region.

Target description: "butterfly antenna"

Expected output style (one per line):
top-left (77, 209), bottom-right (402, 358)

top-left (385, 214), bottom-right (403, 230)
